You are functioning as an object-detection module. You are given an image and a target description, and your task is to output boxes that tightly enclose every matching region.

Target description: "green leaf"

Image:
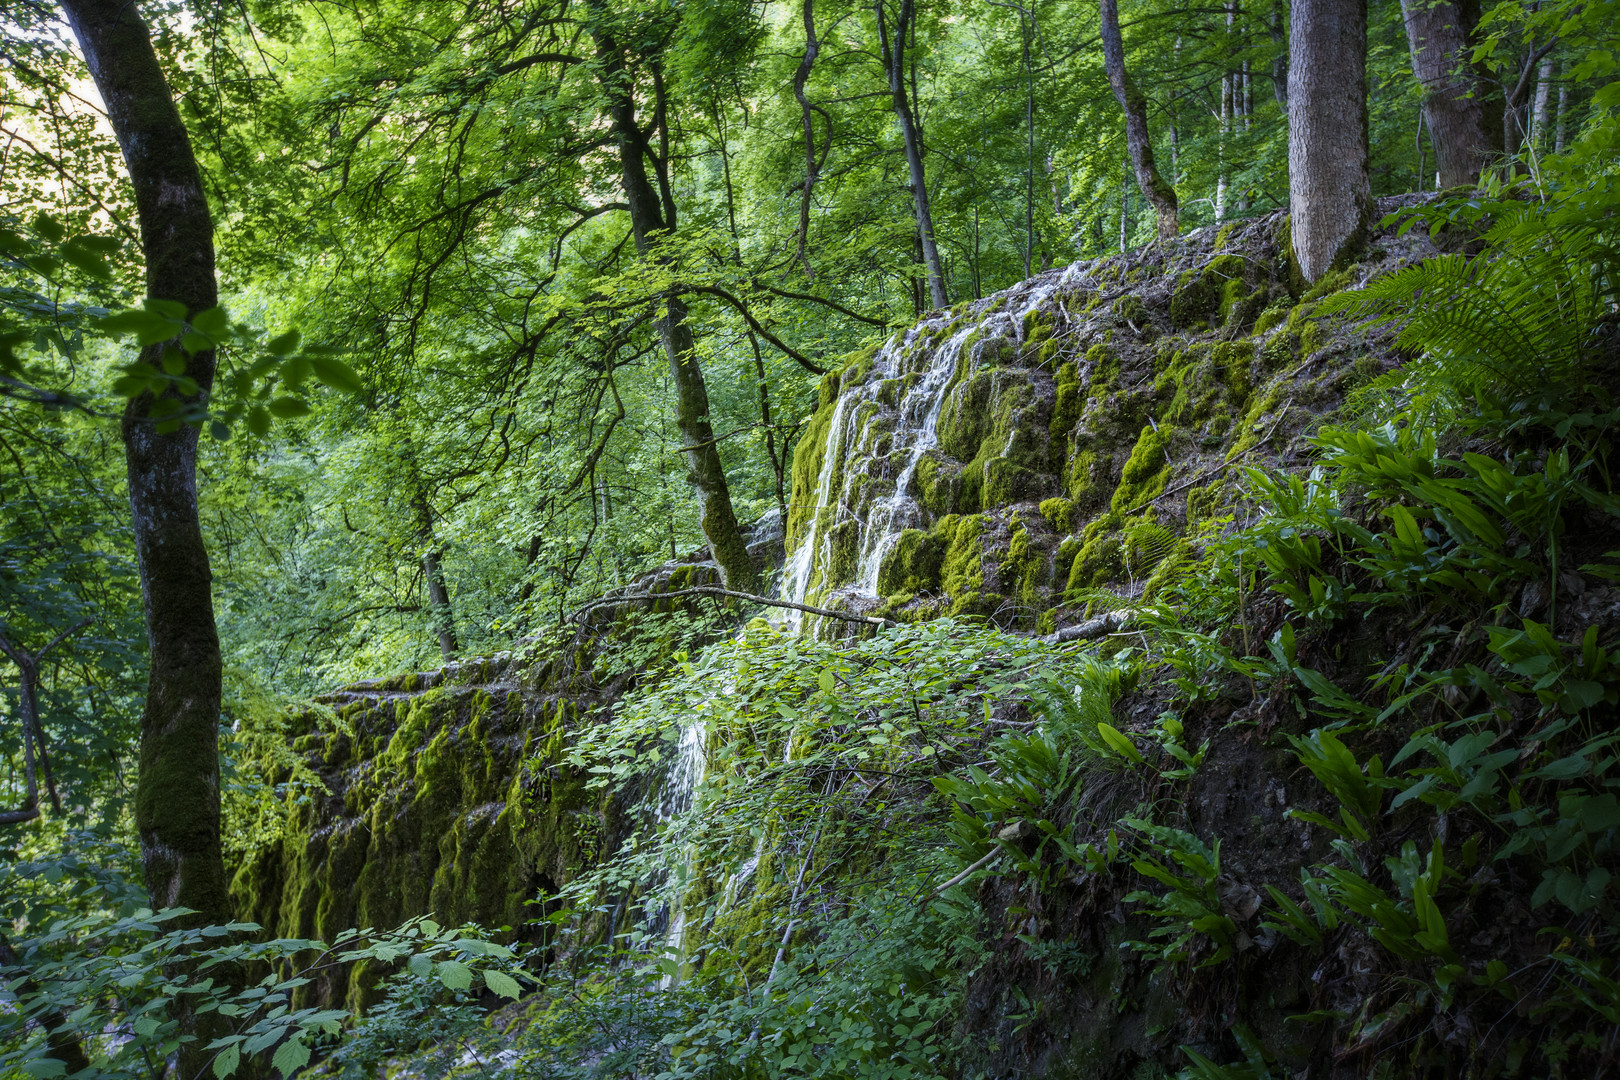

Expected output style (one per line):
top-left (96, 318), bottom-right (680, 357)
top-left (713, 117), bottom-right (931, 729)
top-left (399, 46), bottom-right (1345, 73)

top-left (407, 952), bottom-right (433, 978)
top-left (22, 1059), bottom-right (67, 1079)
top-left (191, 306), bottom-right (230, 339)
top-left (32, 213), bottom-right (64, 243)
top-left (310, 355), bottom-right (364, 394)
top-left (267, 330), bottom-right (301, 356)
top-left (96, 309), bottom-right (179, 345)
top-left (267, 396), bottom-right (311, 419)
top-left (436, 959), bottom-right (473, 991)
top-left (1096, 722), bottom-right (1145, 764)
top-left (213, 1043), bottom-right (241, 1079)
top-left (271, 1033), bottom-right (310, 1078)
top-left (247, 405), bottom-right (270, 437)
top-left (483, 968), bottom-right (522, 999)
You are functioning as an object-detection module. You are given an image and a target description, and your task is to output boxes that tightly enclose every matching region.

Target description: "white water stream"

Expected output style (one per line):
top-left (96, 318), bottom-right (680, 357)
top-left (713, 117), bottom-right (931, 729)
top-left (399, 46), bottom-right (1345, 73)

top-left (782, 268), bottom-right (1082, 627)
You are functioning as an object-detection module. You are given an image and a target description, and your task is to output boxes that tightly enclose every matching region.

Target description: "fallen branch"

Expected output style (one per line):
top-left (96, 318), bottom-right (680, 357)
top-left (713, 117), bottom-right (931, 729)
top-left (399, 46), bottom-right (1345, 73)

top-left (569, 586), bottom-right (897, 628)
top-left (917, 848), bottom-right (1003, 905)
top-left (1039, 608), bottom-right (1133, 644)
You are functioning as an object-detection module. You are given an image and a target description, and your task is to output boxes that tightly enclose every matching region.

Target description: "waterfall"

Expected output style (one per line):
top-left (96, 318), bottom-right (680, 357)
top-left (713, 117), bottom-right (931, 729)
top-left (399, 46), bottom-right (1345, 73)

top-left (781, 265), bottom-right (1085, 623)
top-left (852, 319), bottom-right (981, 595)
top-left (781, 391), bottom-right (853, 629)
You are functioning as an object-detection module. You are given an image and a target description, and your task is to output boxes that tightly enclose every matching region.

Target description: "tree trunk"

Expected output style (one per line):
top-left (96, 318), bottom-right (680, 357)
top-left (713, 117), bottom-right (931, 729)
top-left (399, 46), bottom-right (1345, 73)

top-left (60, 0), bottom-right (228, 921)
top-left (1288, 0), bottom-right (1370, 284)
top-left (1531, 55), bottom-right (1555, 150)
top-left (876, 0), bottom-right (949, 309)
top-left (1100, 0), bottom-right (1179, 241)
top-left (1399, 0), bottom-right (1492, 186)
top-left (59, 2), bottom-right (230, 1075)
top-left (1269, 0), bottom-right (1289, 112)
top-left (421, 549), bottom-right (459, 660)
top-left (793, 0), bottom-right (821, 276)
top-left (589, 6), bottom-right (758, 593)
top-left (1555, 81), bottom-right (1568, 153)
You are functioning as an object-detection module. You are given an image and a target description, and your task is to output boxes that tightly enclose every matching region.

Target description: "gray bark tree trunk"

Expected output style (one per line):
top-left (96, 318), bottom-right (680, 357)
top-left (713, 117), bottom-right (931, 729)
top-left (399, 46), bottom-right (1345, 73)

top-left (59, 2), bottom-right (231, 1075)
top-left (1100, 0), bottom-right (1179, 241)
top-left (59, 0), bottom-right (229, 922)
top-left (876, 0), bottom-right (949, 309)
top-left (1269, 1), bottom-right (1289, 112)
top-left (589, 4), bottom-right (758, 592)
top-left (1399, 0), bottom-right (1492, 187)
top-left (1288, 0), bottom-right (1370, 283)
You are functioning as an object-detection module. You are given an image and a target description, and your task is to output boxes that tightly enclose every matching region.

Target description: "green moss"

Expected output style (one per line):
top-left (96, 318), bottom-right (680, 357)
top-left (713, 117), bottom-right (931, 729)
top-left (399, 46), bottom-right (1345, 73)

top-left (1039, 497), bottom-right (1076, 532)
top-left (912, 454), bottom-right (959, 515)
top-left (787, 398), bottom-right (837, 547)
top-left (1254, 301), bottom-right (1291, 337)
top-left (1064, 514), bottom-right (1123, 593)
top-left (936, 514), bottom-right (987, 600)
top-left (1185, 482), bottom-right (1221, 523)
top-left (1297, 319), bottom-right (1325, 358)
top-left (1110, 425), bottom-right (1171, 513)
top-left (1260, 328), bottom-right (1297, 370)
top-left (1220, 278), bottom-right (1268, 330)
top-left (1169, 254), bottom-right (1248, 329)
top-left (1003, 522), bottom-right (1048, 613)
top-left (1212, 341), bottom-right (1255, 401)
top-left (1113, 294), bottom-right (1149, 327)
top-left (1049, 360), bottom-right (1083, 468)
top-left (1066, 448), bottom-right (1108, 511)
top-left (876, 527), bottom-right (947, 595)
top-left (1299, 264), bottom-right (1355, 305)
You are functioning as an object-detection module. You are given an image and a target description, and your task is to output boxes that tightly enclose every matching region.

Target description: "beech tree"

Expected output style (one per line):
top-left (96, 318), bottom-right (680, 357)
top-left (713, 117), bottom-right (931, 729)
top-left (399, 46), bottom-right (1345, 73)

top-left (1288, 0), bottom-right (1370, 282)
top-left (57, 0), bottom-right (229, 924)
top-left (56, 0), bottom-right (231, 1071)
top-left (876, 0), bottom-right (950, 309)
top-left (1100, 0), bottom-right (1180, 240)
top-left (1400, 0), bottom-right (1494, 186)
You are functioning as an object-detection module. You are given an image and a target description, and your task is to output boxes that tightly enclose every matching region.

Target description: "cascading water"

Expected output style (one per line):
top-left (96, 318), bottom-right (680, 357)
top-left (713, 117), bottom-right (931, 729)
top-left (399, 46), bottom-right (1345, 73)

top-left (651, 717), bottom-right (706, 982)
top-left (852, 319), bottom-right (981, 595)
top-left (782, 264), bottom-right (1087, 625)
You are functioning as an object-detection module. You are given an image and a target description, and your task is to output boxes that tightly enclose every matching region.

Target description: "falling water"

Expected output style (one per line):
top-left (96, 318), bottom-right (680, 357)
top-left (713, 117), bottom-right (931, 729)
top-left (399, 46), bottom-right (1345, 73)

top-left (852, 319), bottom-right (981, 595)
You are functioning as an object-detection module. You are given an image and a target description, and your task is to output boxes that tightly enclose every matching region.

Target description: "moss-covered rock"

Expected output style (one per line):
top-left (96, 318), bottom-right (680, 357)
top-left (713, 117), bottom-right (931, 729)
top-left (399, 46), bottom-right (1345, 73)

top-left (1110, 425), bottom-right (1171, 514)
top-left (1169, 254), bottom-right (1250, 329)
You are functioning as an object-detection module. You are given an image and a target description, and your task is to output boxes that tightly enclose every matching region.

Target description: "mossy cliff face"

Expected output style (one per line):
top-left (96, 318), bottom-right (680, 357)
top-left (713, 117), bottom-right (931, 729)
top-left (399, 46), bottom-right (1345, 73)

top-left (785, 196), bottom-right (1444, 633)
top-left (229, 558), bottom-right (733, 1010)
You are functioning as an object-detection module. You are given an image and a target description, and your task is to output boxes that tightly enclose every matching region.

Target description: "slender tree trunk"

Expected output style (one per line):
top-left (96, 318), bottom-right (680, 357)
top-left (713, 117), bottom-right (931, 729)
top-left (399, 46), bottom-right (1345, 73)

top-left (876, 0), bottom-right (948, 309)
top-left (59, 3), bottom-right (230, 1075)
top-left (1555, 81), bottom-right (1568, 153)
top-left (1218, 70), bottom-right (1231, 222)
top-left (1100, 0), bottom-right (1179, 240)
top-left (1119, 179), bottom-right (1130, 252)
top-left (794, 0), bottom-right (821, 276)
top-left (1269, 0), bottom-right (1289, 112)
top-left (747, 332), bottom-right (789, 528)
top-left (1399, 0), bottom-right (1492, 186)
top-left (1531, 55), bottom-right (1555, 150)
top-left (1217, 1), bottom-right (1236, 221)
top-left (1288, 0), bottom-right (1370, 283)
top-left (0, 623), bottom-right (86, 822)
top-left (419, 539), bottom-right (459, 660)
top-left (589, 3), bottom-right (758, 592)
